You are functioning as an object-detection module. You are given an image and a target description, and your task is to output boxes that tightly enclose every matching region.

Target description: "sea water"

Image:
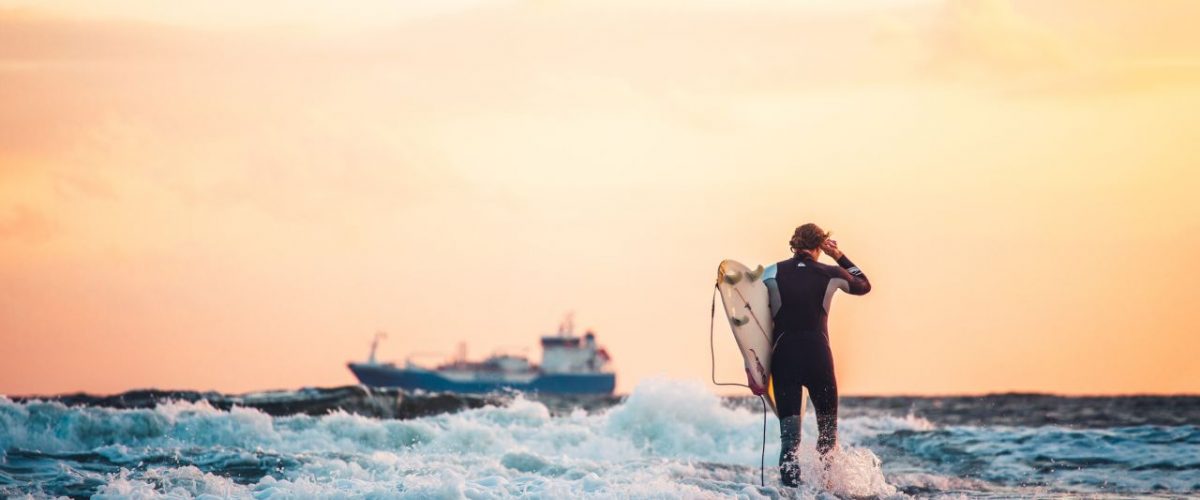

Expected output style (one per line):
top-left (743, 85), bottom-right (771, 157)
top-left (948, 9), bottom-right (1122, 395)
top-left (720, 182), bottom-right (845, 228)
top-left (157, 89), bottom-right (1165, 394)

top-left (2, 379), bottom-right (1197, 498)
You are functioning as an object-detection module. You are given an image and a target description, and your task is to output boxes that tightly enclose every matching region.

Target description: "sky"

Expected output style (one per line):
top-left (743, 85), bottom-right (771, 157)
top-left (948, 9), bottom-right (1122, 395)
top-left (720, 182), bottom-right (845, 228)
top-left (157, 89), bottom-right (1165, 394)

top-left (1, 0), bottom-right (1198, 396)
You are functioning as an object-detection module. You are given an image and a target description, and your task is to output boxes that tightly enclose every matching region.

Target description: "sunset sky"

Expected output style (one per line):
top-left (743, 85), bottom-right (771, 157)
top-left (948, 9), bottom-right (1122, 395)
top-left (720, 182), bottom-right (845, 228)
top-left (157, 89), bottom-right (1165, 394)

top-left (2, 0), bottom-right (1198, 396)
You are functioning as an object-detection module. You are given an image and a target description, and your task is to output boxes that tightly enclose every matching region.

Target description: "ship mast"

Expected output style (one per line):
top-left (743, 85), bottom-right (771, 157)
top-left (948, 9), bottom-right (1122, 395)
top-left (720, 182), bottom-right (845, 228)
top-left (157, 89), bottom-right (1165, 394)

top-left (558, 311), bottom-right (575, 337)
top-left (368, 331), bottom-right (387, 364)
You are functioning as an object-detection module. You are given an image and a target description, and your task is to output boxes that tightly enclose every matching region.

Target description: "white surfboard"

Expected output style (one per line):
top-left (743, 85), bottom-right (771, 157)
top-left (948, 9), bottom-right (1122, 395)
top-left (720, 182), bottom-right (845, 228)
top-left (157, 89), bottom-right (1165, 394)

top-left (716, 259), bottom-right (804, 417)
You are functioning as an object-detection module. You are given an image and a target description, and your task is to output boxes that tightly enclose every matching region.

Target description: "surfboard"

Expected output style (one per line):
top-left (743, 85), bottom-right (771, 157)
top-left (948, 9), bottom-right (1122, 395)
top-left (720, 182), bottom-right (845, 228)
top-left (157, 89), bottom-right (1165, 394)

top-left (716, 259), bottom-right (801, 417)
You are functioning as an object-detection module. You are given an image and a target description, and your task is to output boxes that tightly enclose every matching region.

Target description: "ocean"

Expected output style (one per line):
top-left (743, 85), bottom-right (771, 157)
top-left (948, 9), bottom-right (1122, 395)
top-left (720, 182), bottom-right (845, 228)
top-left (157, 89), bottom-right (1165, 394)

top-left (2, 379), bottom-right (1197, 499)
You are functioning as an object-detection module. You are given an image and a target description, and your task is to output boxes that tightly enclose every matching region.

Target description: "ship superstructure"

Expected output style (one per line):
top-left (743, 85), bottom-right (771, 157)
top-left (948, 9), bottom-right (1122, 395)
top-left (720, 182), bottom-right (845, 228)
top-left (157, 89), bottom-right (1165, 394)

top-left (347, 315), bottom-right (615, 395)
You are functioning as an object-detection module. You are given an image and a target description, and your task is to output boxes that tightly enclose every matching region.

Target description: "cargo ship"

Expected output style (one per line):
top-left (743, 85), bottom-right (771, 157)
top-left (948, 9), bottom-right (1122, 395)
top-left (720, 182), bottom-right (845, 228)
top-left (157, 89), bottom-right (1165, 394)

top-left (347, 315), bottom-right (615, 395)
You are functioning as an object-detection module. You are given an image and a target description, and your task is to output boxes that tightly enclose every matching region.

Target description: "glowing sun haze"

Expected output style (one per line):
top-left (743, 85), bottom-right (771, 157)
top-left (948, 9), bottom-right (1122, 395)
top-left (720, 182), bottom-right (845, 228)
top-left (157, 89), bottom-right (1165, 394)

top-left (2, 0), bottom-right (1198, 396)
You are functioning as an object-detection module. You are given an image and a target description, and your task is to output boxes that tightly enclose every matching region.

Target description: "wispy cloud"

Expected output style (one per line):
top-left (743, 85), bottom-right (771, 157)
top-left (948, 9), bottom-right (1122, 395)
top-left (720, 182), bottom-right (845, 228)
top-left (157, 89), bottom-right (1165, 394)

top-left (873, 0), bottom-right (1200, 95)
top-left (0, 205), bottom-right (56, 243)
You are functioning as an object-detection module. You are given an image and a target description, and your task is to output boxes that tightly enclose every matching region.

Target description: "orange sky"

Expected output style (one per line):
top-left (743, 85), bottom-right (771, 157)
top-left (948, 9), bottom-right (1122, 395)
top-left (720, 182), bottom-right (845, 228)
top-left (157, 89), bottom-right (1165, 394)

top-left (2, 0), bottom-right (1198, 396)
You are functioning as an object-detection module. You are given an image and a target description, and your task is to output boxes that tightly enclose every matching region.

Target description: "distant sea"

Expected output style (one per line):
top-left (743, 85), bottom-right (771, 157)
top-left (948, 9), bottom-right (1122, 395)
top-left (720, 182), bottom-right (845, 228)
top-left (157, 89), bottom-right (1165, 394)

top-left (2, 380), bottom-right (1197, 498)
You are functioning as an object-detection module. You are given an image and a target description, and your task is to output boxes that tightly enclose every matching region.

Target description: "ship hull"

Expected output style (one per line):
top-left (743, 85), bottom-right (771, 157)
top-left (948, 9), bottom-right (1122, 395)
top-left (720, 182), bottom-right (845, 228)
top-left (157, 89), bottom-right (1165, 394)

top-left (348, 363), bottom-right (616, 395)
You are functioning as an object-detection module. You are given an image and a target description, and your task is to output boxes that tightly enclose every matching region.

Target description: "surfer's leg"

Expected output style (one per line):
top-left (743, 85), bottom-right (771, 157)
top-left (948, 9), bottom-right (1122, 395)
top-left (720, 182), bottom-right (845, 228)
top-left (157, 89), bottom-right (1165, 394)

top-left (771, 333), bottom-right (804, 487)
top-left (778, 415), bottom-right (802, 487)
top-left (808, 343), bottom-right (839, 457)
top-left (772, 374), bottom-right (803, 418)
top-left (811, 383), bottom-right (838, 456)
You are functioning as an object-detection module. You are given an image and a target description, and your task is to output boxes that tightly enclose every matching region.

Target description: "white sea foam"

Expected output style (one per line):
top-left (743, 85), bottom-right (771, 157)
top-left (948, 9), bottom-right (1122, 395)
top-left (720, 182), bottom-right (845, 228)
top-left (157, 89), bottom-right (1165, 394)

top-left (1, 380), bottom-right (924, 498)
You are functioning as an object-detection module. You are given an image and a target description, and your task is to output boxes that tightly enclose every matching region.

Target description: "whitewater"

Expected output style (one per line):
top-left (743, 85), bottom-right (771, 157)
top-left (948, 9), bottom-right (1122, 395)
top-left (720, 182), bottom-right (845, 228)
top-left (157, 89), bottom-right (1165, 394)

top-left (2, 379), bottom-right (1198, 498)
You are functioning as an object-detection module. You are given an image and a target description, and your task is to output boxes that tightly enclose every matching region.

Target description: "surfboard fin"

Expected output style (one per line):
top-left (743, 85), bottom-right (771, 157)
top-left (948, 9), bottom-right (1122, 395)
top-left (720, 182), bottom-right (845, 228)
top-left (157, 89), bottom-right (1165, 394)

top-left (722, 271), bottom-right (743, 285)
top-left (746, 265), bottom-right (764, 281)
top-left (731, 315), bottom-right (749, 326)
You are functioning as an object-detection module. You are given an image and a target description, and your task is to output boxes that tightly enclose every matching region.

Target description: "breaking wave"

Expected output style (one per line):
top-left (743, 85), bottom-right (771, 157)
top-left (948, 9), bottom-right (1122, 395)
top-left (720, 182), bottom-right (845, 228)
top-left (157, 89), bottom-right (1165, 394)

top-left (2, 379), bottom-right (1198, 498)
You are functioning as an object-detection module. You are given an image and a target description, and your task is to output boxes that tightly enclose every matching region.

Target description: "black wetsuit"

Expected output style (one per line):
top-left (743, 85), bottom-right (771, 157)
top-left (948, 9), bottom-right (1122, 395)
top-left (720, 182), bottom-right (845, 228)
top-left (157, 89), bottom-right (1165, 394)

top-left (765, 251), bottom-right (870, 484)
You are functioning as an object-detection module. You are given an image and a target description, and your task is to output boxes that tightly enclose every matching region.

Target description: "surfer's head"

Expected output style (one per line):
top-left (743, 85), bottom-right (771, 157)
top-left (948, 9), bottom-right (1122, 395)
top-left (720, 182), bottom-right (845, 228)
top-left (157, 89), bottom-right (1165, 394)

top-left (790, 223), bottom-right (830, 257)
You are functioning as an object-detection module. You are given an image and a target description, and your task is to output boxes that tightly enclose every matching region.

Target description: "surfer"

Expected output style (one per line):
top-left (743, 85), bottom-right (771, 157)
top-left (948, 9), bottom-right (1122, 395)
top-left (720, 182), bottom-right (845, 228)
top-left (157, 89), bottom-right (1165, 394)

top-left (765, 223), bottom-right (870, 486)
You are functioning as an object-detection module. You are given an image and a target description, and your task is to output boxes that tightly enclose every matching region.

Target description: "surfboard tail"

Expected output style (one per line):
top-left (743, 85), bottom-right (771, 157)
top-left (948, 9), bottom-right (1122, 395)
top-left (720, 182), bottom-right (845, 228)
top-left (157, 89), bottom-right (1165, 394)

top-left (745, 350), bottom-right (769, 396)
top-left (745, 367), bottom-right (768, 395)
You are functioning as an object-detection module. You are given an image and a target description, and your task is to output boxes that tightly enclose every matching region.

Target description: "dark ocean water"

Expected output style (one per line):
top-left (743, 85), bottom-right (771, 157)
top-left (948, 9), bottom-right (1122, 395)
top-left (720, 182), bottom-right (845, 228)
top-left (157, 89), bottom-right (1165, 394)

top-left (2, 380), bottom-right (1198, 498)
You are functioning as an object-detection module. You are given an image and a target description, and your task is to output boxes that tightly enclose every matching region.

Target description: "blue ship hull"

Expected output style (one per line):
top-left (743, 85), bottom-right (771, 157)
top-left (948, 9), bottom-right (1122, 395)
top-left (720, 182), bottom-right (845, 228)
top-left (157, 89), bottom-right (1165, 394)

top-left (348, 363), bottom-right (616, 395)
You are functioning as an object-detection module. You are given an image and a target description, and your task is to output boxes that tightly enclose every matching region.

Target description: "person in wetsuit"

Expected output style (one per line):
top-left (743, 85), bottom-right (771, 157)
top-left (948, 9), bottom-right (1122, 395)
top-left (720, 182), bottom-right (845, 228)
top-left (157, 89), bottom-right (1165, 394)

top-left (763, 223), bottom-right (871, 487)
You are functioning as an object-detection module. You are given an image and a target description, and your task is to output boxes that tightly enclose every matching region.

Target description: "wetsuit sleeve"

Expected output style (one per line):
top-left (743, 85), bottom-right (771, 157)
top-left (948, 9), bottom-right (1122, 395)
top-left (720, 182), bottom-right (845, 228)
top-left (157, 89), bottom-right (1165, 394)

top-left (763, 264), bottom-right (781, 318)
top-left (834, 255), bottom-right (871, 295)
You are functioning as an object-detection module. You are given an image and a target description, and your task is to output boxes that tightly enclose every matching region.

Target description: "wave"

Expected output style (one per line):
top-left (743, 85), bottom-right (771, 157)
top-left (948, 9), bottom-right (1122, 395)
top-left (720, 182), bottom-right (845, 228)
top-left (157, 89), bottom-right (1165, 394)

top-left (7, 385), bottom-right (615, 420)
top-left (3, 379), bottom-right (910, 498)
top-left (3, 379), bottom-right (1198, 498)
top-left (869, 423), bottom-right (1200, 495)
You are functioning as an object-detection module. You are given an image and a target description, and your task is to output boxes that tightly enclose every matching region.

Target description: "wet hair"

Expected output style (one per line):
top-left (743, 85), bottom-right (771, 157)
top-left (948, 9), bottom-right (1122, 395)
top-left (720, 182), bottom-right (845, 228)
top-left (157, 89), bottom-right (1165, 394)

top-left (789, 223), bottom-right (830, 253)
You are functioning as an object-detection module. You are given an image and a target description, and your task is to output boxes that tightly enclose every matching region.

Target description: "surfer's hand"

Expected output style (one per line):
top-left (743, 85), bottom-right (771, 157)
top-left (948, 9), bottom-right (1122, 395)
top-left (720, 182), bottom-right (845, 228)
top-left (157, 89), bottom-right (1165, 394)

top-left (820, 239), bottom-right (843, 259)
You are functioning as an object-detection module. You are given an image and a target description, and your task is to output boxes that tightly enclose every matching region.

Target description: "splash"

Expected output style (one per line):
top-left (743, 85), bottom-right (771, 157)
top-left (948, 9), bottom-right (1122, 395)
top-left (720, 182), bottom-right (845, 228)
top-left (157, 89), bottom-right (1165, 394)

top-left (7, 381), bottom-right (1195, 498)
top-left (2, 380), bottom-right (918, 498)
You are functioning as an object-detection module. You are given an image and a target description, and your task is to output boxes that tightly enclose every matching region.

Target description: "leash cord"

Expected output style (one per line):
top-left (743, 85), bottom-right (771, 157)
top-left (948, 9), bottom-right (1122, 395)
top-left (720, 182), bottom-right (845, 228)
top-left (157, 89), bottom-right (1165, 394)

top-left (760, 395), bottom-right (767, 487)
top-left (710, 284), bottom-right (768, 488)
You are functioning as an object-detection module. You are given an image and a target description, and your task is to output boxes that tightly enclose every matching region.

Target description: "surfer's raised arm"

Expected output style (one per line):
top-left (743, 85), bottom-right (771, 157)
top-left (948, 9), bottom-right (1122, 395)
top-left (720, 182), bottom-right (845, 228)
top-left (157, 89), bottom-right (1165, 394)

top-left (821, 239), bottom-right (871, 295)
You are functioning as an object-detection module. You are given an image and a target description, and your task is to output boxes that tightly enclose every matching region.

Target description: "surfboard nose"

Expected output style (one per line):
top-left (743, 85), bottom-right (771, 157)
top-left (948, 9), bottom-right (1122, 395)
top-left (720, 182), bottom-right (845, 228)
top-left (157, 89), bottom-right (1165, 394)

top-left (722, 271), bottom-right (743, 285)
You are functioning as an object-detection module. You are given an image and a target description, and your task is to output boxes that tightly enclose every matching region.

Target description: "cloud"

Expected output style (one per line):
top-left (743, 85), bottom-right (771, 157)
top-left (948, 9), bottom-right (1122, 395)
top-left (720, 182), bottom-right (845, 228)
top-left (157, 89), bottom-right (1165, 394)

top-left (0, 205), bottom-right (56, 243)
top-left (868, 0), bottom-right (1073, 80)
top-left (872, 0), bottom-right (1200, 96)
top-left (929, 0), bottom-right (1070, 76)
top-left (53, 171), bottom-right (117, 201)
top-left (0, 1), bottom-right (918, 245)
top-left (1002, 59), bottom-right (1200, 98)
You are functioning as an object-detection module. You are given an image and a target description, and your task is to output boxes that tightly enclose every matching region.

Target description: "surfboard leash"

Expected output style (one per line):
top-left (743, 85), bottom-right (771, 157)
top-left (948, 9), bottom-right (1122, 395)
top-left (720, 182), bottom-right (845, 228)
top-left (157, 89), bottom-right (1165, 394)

top-left (709, 284), bottom-right (769, 488)
top-left (759, 394), bottom-right (768, 488)
top-left (709, 285), bottom-right (752, 391)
